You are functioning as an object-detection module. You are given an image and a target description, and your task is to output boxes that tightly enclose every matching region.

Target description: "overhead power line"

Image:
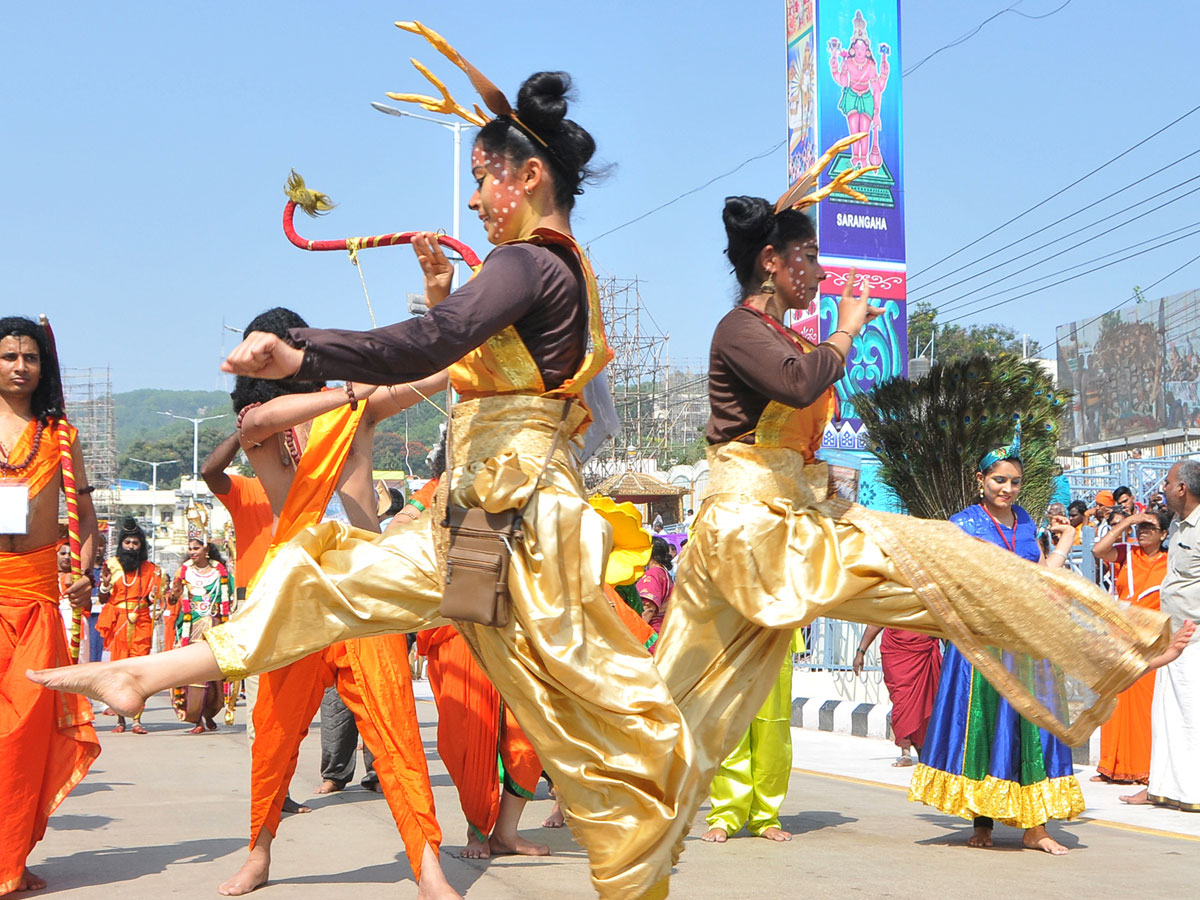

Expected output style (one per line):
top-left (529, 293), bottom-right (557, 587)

top-left (1045, 251), bottom-right (1200, 354)
top-left (930, 185), bottom-right (1200, 314)
top-left (905, 0), bottom-right (1074, 77)
top-left (910, 102), bottom-right (1200, 284)
top-left (586, 140), bottom-right (785, 246)
top-left (942, 227), bottom-right (1200, 324)
top-left (912, 147), bottom-right (1200, 297)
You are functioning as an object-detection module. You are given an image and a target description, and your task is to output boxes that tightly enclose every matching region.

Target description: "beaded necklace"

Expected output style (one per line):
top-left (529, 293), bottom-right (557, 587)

top-left (0, 419), bottom-right (46, 475)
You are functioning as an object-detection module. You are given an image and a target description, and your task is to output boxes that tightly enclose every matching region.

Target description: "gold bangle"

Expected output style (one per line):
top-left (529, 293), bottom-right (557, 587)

top-left (818, 340), bottom-right (848, 365)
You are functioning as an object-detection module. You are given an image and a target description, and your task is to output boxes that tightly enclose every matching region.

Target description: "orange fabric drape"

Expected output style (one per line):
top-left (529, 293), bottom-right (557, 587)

top-left (0, 544), bottom-right (100, 894)
top-left (95, 561), bottom-right (156, 660)
top-left (1098, 545), bottom-right (1167, 783)
top-left (242, 402), bottom-right (440, 876)
top-left (249, 635), bottom-right (440, 875)
top-left (605, 584), bottom-right (657, 651)
top-left (418, 625), bottom-right (541, 840)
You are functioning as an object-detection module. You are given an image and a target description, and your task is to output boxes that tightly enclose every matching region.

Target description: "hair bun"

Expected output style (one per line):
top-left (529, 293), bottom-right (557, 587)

top-left (722, 196), bottom-right (773, 243)
top-left (516, 71), bottom-right (571, 133)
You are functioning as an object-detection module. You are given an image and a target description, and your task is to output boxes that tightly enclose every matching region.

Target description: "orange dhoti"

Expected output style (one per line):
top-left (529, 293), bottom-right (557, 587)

top-left (418, 625), bottom-right (541, 840)
top-left (0, 545), bottom-right (101, 894)
top-left (249, 632), bottom-right (441, 878)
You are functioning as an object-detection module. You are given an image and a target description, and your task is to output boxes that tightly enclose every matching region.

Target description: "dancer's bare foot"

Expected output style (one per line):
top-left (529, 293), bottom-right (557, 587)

top-left (5, 867), bottom-right (47, 893)
top-left (1089, 774), bottom-right (1109, 782)
top-left (540, 802), bottom-right (564, 828)
top-left (758, 826), bottom-right (792, 842)
top-left (217, 846), bottom-right (270, 896)
top-left (966, 825), bottom-right (993, 848)
top-left (488, 833), bottom-right (550, 857)
top-left (26, 664), bottom-right (145, 718)
top-left (415, 845), bottom-right (462, 900)
top-left (113, 723), bottom-right (126, 734)
top-left (1119, 788), bottom-right (1151, 805)
top-left (280, 796), bottom-right (311, 815)
top-left (459, 832), bottom-right (491, 859)
top-left (187, 723), bottom-right (205, 735)
top-left (130, 722), bottom-right (148, 735)
top-left (312, 779), bottom-right (342, 794)
top-left (1022, 825), bottom-right (1069, 855)
top-left (205, 717), bottom-right (218, 731)
top-left (700, 827), bottom-right (729, 843)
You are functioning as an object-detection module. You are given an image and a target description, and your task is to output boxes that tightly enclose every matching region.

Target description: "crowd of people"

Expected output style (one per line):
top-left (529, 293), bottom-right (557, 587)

top-left (3, 24), bottom-right (1196, 900)
top-left (864, 469), bottom-right (1200, 856)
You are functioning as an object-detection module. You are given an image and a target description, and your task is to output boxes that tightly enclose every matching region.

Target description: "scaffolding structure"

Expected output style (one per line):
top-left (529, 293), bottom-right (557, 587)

top-left (63, 367), bottom-right (118, 524)
top-left (588, 278), bottom-right (709, 482)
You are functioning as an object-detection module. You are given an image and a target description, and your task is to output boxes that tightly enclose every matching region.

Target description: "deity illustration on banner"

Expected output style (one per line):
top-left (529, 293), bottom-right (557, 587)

top-left (827, 9), bottom-right (891, 170)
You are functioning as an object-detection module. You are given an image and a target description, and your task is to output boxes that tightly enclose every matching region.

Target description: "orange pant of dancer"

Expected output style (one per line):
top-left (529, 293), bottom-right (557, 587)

top-left (419, 625), bottom-right (542, 840)
top-left (249, 633), bottom-right (441, 878)
top-left (0, 545), bottom-right (101, 894)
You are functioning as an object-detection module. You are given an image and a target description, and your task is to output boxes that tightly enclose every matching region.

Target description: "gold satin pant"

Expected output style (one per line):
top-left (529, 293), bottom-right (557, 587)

top-left (654, 441), bottom-right (1169, 864)
top-left (207, 396), bottom-right (691, 900)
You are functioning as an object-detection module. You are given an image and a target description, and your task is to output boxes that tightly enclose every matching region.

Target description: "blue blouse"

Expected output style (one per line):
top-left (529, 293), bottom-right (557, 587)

top-left (949, 503), bottom-right (1040, 563)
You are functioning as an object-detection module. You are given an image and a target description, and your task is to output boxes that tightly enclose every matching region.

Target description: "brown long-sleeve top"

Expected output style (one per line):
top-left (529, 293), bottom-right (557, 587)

top-left (288, 243), bottom-right (586, 388)
top-left (706, 305), bottom-right (846, 444)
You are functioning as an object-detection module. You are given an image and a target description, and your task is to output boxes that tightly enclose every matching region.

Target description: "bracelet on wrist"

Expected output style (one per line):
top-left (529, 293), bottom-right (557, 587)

top-left (832, 329), bottom-right (854, 341)
top-left (818, 340), bottom-right (848, 365)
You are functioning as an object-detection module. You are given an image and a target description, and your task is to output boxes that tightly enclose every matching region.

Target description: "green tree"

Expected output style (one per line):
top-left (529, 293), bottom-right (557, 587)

top-left (907, 301), bottom-right (1041, 363)
top-left (118, 427), bottom-right (230, 488)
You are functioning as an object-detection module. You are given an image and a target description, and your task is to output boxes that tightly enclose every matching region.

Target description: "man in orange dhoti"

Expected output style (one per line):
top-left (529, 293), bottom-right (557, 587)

top-left (0, 316), bottom-right (100, 896)
top-left (215, 308), bottom-right (457, 899)
top-left (96, 517), bottom-right (159, 734)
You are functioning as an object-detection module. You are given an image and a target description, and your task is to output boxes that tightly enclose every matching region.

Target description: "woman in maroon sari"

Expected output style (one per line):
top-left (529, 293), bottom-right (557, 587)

top-left (855, 626), bottom-right (942, 766)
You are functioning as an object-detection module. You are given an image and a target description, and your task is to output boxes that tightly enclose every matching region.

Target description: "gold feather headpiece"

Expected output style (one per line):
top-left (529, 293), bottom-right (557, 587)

top-left (774, 133), bottom-right (878, 213)
top-left (386, 21), bottom-right (554, 153)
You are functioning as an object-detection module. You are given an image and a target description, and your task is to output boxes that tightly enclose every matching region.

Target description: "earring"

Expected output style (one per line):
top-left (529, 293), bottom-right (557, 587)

top-left (978, 486), bottom-right (985, 498)
top-left (761, 272), bottom-right (776, 295)
top-left (524, 186), bottom-right (532, 195)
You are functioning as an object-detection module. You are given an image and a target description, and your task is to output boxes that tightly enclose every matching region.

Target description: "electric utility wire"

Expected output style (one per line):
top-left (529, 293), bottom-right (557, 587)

top-left (937, 220), bottom-right (1200, 317)
top-left (1046, 250), bottom-right (1200, 353)
top-left (932, 186), bottom-right (1200, 313)
top-left (911, 148), bottom-right (1200, 299)
top-left (942, 227), bottom-right (1200, 324)
top-left (586, 140), bottom-right (785, 246)
top-left (904, 0), bottom-right (1074, 77)
top-left (909, 102), bottom-right (1200, 284)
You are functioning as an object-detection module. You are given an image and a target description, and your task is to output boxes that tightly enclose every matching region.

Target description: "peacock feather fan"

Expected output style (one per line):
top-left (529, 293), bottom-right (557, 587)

top-left (855, 354), bottom-right (1071, 521)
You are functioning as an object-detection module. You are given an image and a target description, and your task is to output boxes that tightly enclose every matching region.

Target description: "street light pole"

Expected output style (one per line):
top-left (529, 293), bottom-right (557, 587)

top-left (156, 411), bottom-right (228, 485)
top-left (370, 103), bottom-right (473, 285)
top-left (127, 457), bottom-right (180, 561)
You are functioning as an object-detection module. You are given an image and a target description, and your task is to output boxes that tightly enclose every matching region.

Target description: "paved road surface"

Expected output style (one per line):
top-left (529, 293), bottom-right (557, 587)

top-left (29, 686), bottom-right (1197, 899)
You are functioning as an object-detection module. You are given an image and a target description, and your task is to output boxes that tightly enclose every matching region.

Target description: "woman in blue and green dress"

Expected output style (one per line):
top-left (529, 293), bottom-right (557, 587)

top-left (909, 446), bottom-right (1083, 854)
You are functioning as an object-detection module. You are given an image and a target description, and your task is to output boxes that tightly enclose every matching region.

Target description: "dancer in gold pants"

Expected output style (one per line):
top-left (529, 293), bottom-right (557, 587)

top-left (651, 190), bottom-right (1171, 865)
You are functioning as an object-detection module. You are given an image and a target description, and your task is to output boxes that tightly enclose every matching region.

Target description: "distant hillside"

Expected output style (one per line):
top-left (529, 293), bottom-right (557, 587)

top-left (116, 389), bottom-right (233, 450)
top-left (114, 387), bottom-right (450, 483)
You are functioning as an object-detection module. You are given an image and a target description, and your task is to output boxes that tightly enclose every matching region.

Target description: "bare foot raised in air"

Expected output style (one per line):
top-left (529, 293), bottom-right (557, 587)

top-left (700, 827), bottom-right (729, 843)
top-left (488, 832), bottom-right (550, 857)
top-left (758, 826), bottom-right (792, 842)
top-left (218, 846), bottom-right (270, 896)
top-left (966, 825), bottom-right (993, 848)
top-left (312, 779), bottom-right (342, 795)
top-left (1022, 825), bottom-right (1069, 855)
top-left (26, 663), bottom-right (146, 718)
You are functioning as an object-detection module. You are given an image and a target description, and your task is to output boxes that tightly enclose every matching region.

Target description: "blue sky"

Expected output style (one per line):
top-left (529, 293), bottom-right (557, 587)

top-left (3, 1), bottom-right (1198, 392)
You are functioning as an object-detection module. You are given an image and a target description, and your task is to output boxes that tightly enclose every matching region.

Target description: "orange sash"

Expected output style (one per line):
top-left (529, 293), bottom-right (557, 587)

top-left (0, 417), bottom-right (74, 500)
